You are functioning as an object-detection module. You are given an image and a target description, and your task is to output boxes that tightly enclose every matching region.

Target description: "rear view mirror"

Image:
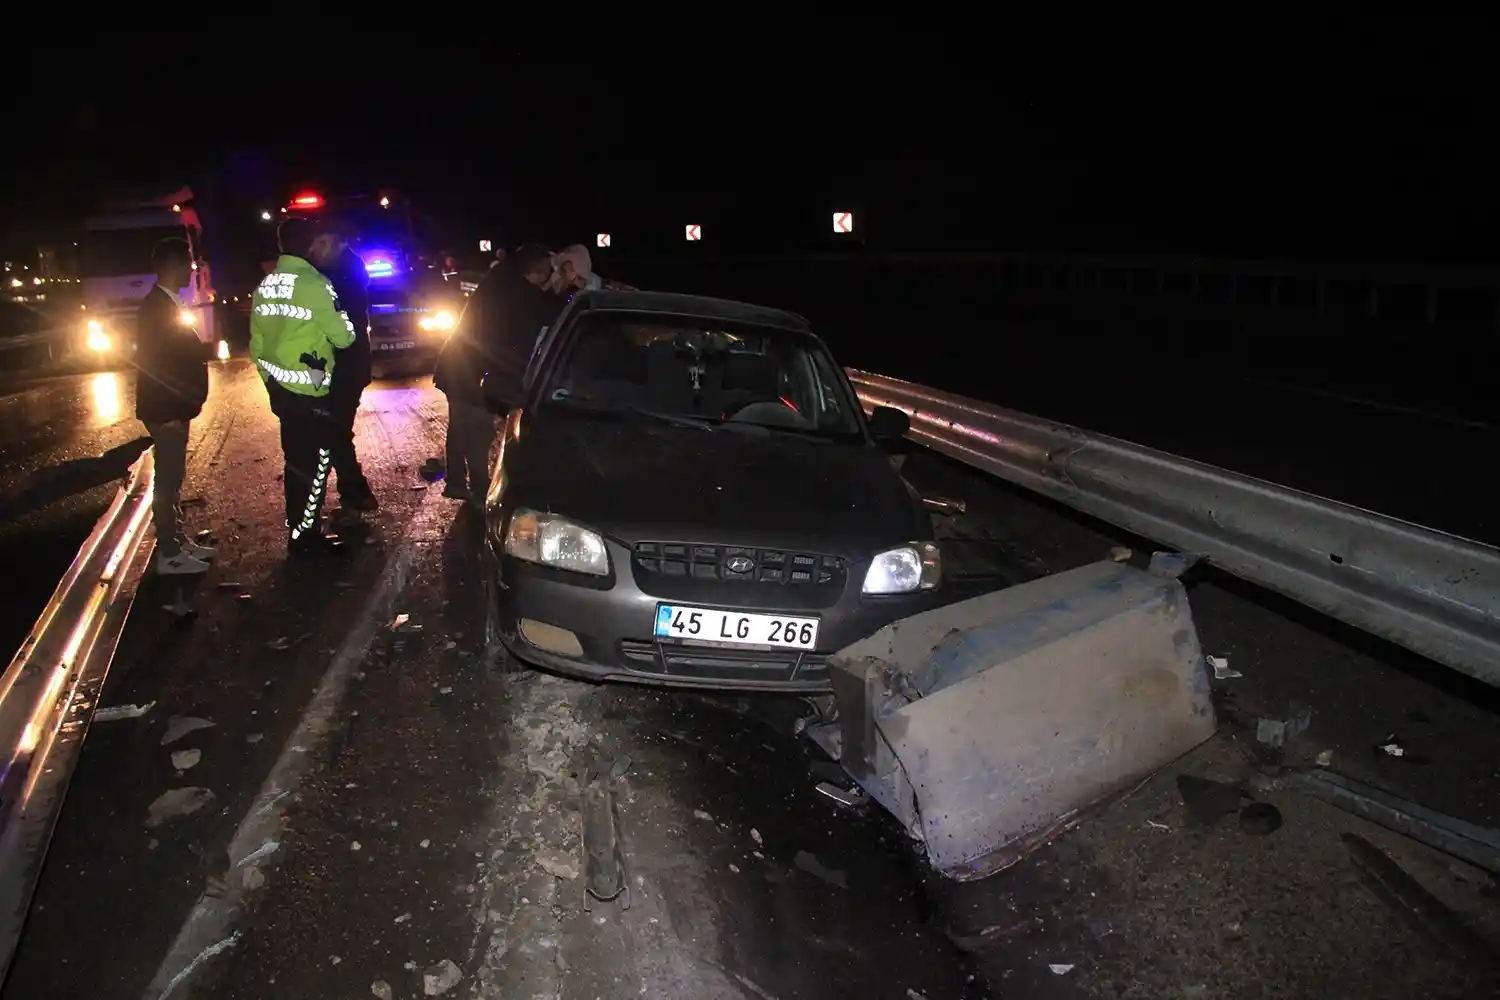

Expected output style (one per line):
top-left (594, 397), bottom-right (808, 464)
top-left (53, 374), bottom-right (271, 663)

top-left (867, 405), bottom-right (910, 444)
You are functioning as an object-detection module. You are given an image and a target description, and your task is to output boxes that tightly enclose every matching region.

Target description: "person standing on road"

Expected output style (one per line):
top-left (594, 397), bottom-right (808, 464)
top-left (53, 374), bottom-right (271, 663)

top-left (321, 239), bottom-right (377, 511)
top-left (250, 217), bottom-right (358, 556)
top-left (133, 237), bottom-right (217, 575)
top-left (434, 243), bottom-right (557, 507)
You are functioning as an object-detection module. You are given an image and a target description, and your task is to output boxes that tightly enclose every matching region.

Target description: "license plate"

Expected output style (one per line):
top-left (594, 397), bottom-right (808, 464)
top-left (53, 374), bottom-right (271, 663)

top-left (654, 605), bottom-right (819, 650)
top-left (377, 341), bottom-right (416, 351)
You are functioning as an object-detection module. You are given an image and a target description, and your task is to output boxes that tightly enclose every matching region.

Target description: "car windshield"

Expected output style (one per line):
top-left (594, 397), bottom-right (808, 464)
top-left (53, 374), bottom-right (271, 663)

top-left (542, 311), bottom-right (864, 439)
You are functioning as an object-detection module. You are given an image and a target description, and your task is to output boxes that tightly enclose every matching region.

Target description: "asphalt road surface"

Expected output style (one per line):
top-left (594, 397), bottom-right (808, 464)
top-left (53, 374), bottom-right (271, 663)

top-left (1, 363), bottom-right (1496, 999)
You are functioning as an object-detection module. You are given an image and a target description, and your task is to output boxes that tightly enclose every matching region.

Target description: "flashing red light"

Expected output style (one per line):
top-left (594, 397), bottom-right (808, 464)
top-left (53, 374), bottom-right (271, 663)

top-left (289, 192), bottom-right (324, 210)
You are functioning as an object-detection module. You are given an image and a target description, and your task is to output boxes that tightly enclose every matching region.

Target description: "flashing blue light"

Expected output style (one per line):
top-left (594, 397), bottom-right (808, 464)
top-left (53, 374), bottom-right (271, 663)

top-left (366, 259), bottom-right (395, 278)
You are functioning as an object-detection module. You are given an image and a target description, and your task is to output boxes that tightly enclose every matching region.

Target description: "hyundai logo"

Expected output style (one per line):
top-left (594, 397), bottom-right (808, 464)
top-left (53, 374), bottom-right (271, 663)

top-left (726, 555), bottom-right (755, 574)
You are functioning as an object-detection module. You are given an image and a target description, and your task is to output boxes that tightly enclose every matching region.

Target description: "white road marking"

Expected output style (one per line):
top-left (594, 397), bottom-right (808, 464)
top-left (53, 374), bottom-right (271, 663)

top-left (143, 491), bottom-right (445, 999)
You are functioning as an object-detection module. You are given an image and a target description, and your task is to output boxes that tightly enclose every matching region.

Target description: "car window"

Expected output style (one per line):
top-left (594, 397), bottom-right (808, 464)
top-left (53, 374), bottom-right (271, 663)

top-left (541, 310), bottom-right (862, 438)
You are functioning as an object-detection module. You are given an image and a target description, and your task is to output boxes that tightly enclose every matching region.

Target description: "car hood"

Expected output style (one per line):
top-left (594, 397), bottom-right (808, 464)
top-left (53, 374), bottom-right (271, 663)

top-left (506, 412), bottom-right (926, 556)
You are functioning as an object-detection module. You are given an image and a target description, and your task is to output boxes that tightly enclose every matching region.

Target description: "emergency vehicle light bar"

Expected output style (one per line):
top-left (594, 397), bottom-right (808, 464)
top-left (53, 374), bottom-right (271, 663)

top-left (366, 259), bottom-right (395, 277)
top-left (288, 192), bottom-right (324, 210)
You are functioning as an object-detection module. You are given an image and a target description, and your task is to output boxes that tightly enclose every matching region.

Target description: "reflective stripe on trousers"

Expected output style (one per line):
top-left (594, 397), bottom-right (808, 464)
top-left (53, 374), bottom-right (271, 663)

top-left (258, 358), bottom-right (331, 391)
top-left (290, 447), bottom-right (332, 540)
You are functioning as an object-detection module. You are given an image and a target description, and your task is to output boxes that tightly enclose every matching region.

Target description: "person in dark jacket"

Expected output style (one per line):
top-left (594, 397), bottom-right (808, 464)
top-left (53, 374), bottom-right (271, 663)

top-left (133, 237), bottom-right (216, 575)
top-left (434, 243), bottom-right (558, 506)
top-left (320, 238), bottom-right (376, 510)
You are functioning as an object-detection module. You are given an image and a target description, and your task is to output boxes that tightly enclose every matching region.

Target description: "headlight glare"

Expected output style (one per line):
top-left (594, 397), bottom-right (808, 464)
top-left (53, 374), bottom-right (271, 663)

top-left (503, 509), bottom-right (609, 576)
top-left (862, 542), bottom-right (941, 594)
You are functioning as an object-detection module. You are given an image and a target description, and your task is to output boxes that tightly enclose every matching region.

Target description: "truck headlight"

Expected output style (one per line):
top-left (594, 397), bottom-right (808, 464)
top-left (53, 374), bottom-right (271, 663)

top-left (85, 319), bottom-right (111, 352)
top-left (504, 509), bottom-right (609, 577)
top-left (418, 310), bottom-right (455, 333)
top-left (862, 542), bottom-right (941, 594)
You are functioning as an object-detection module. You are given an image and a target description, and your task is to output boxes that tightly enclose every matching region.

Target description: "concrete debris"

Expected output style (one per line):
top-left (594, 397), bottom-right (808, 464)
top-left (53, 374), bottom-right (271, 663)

top-left (1316, 749), bottom-right (1334, 766)
top-left (1256, 702), bottom-right (1311, 749)
top-left (161, 716), bottom-right (215, 746)
top-left (371, 980), bottom-right (393, 1000)
top-left (171, 748), bottom-right (201, 771)
top-left (692, 809), bottom-right (714, 822)
top-left (537, 852), bottom-right (579, 880)
top-left (423, 958), bottom-right (463, 995)
top-left (146, 787), bottom-right (215, 827)
top-left (750, 827), bottom-right (763, 845)
top-left (352, 841), bottom-right (362, 851)
top-left (420, 839), bottom-right (430, 848)
top-left (793, 850), bottom-right (847, 888)
top-left (1049, 964), bottom-right (1075, 975)
top-left (237, 840), bottom-right (279, 867)
top-left (95, 701), bottom-right (156, 722)
top-left (394, 912), bottom-right (412, 924)
top-left (1207, 654), bottom-right (1242, 680)
top-left (266, 636), bottom-right (291, 650)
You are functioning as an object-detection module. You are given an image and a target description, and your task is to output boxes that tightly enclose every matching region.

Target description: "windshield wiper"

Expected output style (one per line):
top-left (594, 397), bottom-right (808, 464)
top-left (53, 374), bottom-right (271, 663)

top-left (549, 391), bottom-right (714, 432)
top-left (628, 407), bottom-right (715, 432)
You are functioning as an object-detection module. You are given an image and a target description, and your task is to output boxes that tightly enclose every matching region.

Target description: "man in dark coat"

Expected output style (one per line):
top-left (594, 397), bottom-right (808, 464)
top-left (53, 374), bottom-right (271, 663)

top-left (133, 237), bottom-right (216, 574)
top-left (322, 239), bottom-right (376, 510)
top-left (434, 243), bottom-right (558, 505)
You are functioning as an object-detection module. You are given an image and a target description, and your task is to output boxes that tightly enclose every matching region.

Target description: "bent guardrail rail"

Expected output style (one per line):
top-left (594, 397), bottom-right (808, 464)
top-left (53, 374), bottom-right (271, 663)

top-left (0, 448), bottom-right (156, 983)
top-left (848, 369), bottom-right (1500, 688)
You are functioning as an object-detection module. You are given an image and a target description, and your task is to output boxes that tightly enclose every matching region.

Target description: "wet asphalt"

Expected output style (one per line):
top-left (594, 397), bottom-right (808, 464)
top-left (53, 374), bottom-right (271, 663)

top-left (0, 362), bottom-right (1496, 999)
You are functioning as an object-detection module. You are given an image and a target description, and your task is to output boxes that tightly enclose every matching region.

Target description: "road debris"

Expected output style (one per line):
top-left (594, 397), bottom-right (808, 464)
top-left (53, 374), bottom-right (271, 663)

top-left (1207, 654), bottom-right (1242, 680)
top-left (692, 809), bottom-right (714, 822)
top-left (94, 701), bottom-right (156, 722)
top-left (266, 636), bottom-right (291, 651)
top-left (1049, 964), bottom-right (1075, 976)
top-left (394, 912), bottom-right (412, 924)
top-left (423, 958), bottom-right (463, 995)
top-left (171, 749), bottom-right (201, 771)
top-left (391, 614), bottom-right (410, 630)
top-left (1238, 801), bottom-right (1283, 835)
top-left (371, 980), bottom-right (393, 1000)
top-left (1108, 546), bottom-right (1132, 562)
top-left (793, 850), bottom-right (847, 888)
top-left (537, 852), bottom-right (579, 880)
top-left (246, 733), bottom-right (263, 744)
top-left (751, 827), bottom-right (763, 845)
top-left (352, 841), bottom-right (362, 851)
top-left (1374, 733), bottom-right (1429, 764)
top-left (1255, 702), bottom-right (1311, 749)
top-left (146, 787), bottom-right (215, 827)
top-left (161, 716), bottom-right (215, 746)
top-left (582, 755), bottom-right (633, 911)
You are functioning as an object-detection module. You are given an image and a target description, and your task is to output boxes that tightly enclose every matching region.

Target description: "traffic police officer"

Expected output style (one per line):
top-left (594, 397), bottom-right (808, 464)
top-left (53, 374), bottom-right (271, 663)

top-left (251, 216), bottom-right (357, 554)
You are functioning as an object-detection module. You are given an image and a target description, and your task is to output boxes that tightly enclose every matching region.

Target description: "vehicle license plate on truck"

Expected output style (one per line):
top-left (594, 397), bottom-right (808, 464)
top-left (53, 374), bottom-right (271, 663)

top-left (377, 340), bottom-right (416, 351)
top-left (654, 605), bottom-right (819, 650)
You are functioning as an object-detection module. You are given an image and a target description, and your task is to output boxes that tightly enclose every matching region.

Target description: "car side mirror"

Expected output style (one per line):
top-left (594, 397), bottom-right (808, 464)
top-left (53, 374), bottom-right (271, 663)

top-left (480, 372), bottom-right (519, 415)
top-left (867, 405), bottom-right (910, 445)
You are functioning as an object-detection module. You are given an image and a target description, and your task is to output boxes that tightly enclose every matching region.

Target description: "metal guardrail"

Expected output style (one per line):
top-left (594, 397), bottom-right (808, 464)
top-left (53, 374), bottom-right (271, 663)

top-left (0, 449), bottom-right (156, 982)
top-left (849, 369), bottom-right (1500, 688)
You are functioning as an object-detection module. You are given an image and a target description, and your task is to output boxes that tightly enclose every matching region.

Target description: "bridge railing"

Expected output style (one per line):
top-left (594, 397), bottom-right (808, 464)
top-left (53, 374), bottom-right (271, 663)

top-left (849, 369), bottom-right (1500, 688)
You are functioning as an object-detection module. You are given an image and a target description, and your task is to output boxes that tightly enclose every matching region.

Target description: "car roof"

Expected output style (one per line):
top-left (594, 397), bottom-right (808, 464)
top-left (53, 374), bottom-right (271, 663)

top-left (573, 289), bottom-right (812, 332)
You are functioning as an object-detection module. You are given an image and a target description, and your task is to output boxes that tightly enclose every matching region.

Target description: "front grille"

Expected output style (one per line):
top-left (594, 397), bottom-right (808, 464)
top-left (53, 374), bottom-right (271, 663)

top-left (619, 640), bottom-right (829, 685)
top-left (633, 542), bottom-right (844, 587)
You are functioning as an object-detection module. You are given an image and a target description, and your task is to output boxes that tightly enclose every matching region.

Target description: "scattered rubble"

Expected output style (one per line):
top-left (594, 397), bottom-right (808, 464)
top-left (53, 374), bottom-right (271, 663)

top-left (171, 749), bottom-right (201, 771)
top-left (161, 716), bottom-right (215, 746)
top-left (146, 787), bottom-right (215, 828)
top-left (95, 701), bottom-right (155, 722)
top-left (423, 958), bottom-right (463, 995)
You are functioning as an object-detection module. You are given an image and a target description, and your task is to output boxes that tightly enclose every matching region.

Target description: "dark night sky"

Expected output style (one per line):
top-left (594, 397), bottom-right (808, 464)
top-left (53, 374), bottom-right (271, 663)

top-left (2, 21), bottom-right (1495, 265)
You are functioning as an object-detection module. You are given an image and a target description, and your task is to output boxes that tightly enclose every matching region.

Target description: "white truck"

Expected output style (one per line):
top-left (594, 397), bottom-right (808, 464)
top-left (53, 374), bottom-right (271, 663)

top-left (78, 185), bottom-right (217, 360)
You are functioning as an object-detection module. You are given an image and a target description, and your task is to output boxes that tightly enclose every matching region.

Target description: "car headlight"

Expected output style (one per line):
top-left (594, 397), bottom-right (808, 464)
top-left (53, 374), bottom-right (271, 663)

top-left (503, 509), bottom-right (609, 576)
top-left (85, 319), bottom-right (111, 352)
top-left (862, 542), bottom-right (941, 594)
top-left (418, 310), bottom-right (455, 333)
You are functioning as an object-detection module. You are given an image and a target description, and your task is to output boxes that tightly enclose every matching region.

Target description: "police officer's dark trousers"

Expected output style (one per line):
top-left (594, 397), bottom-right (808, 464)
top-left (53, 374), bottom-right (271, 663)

top-left (329, 387), bottom-right (372, 501)
top-left (267, 380), bottom-right (334, 544)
